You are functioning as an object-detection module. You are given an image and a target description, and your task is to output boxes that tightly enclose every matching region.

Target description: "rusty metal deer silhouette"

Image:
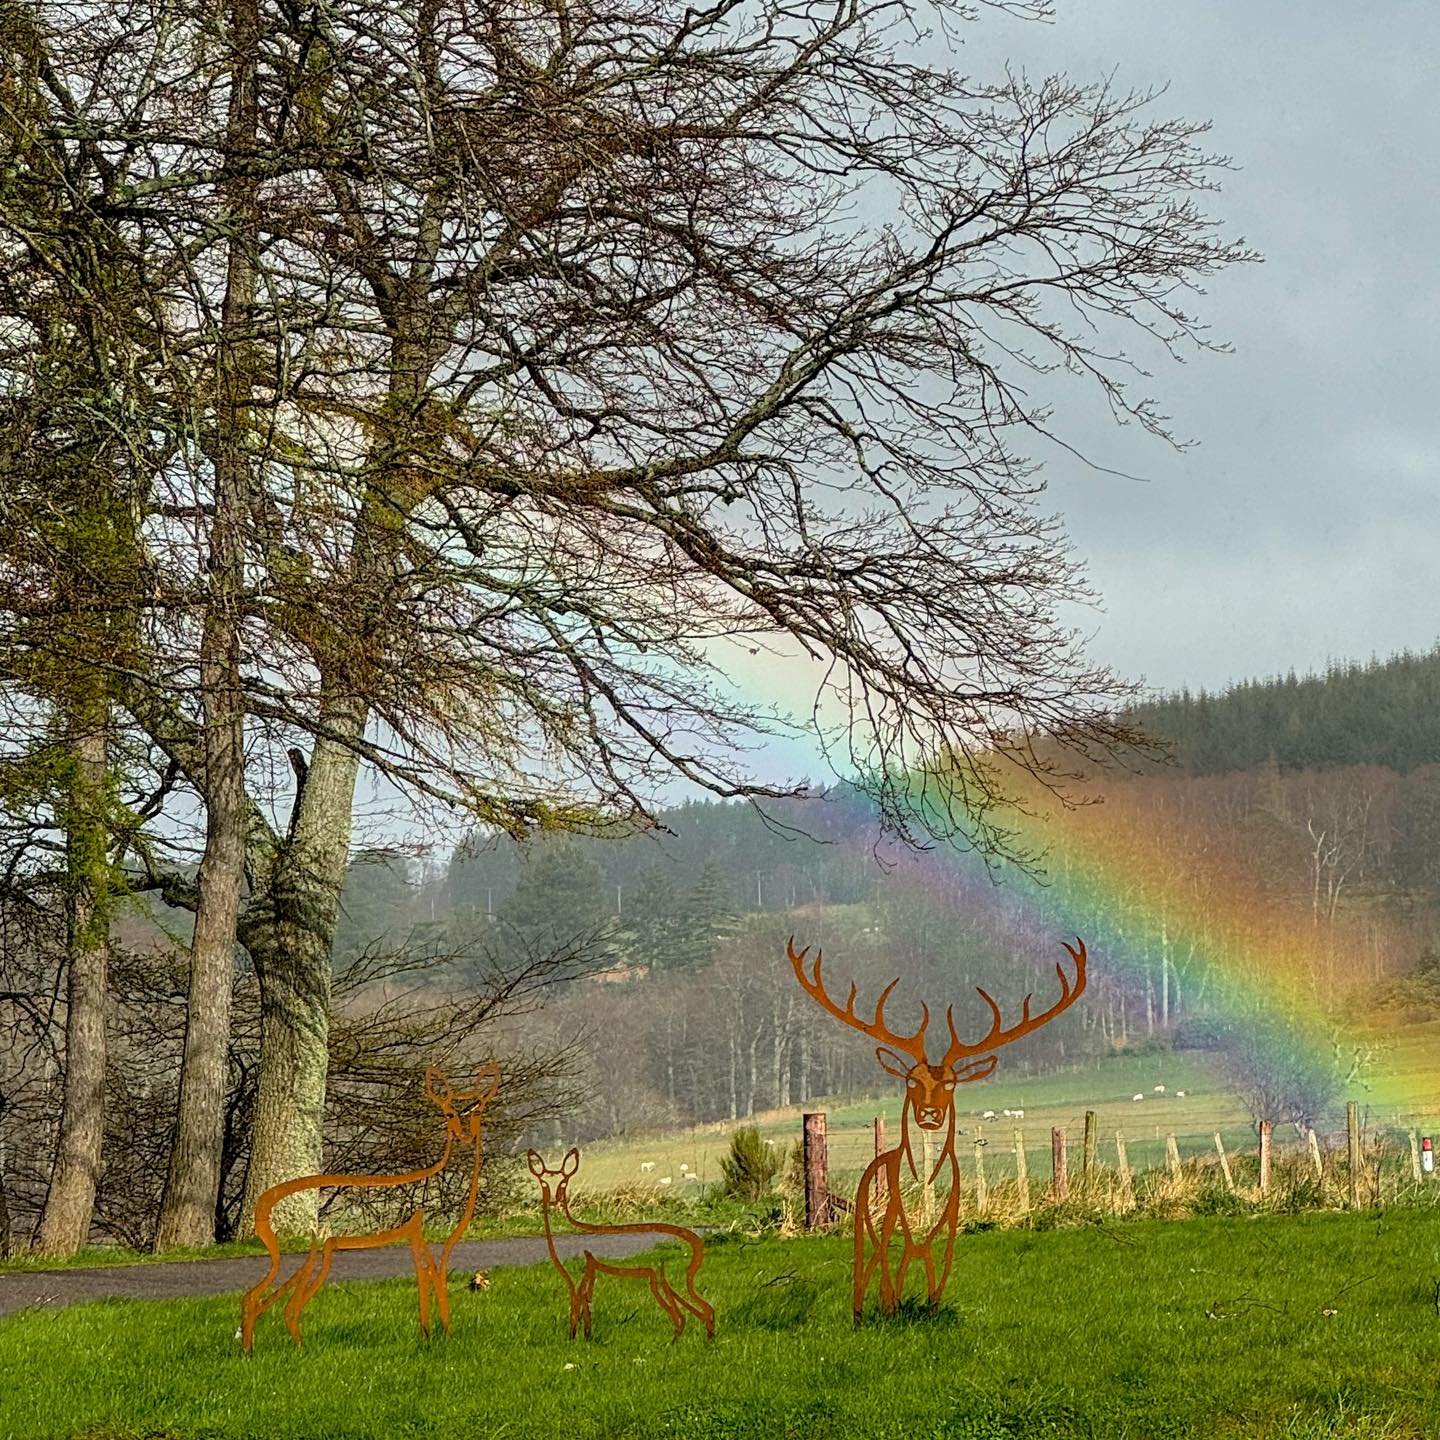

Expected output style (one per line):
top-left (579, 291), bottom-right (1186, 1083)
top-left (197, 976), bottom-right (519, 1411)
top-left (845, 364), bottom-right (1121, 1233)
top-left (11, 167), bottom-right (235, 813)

top-left (528, 1147), bottom-right (714, 1340)
top-left (241, 1062), bottom-right (501, 1350)
top-left (787, 936), bottom-right (1086, 1319)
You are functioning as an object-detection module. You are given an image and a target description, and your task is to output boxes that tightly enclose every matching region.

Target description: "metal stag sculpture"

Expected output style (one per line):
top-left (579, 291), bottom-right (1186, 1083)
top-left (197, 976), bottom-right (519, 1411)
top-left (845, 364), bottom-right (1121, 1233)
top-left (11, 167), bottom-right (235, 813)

top-left (528, 1148), bottom-right (715, 1340)
top-left (241, 1062), bottom-right (501, 1350)
top-left (787, 936), bottom-right (1087, 1319)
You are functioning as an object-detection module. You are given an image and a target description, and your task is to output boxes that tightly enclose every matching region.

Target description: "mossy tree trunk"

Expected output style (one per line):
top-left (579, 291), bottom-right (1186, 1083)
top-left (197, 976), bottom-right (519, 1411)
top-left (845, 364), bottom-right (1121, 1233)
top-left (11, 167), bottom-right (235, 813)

top-left (153, 0), bottom-right (259, 1253)
top-left (36, 717), bottom-right (111, 1256)
top-left (238, 717), bottom-right (361, 1235)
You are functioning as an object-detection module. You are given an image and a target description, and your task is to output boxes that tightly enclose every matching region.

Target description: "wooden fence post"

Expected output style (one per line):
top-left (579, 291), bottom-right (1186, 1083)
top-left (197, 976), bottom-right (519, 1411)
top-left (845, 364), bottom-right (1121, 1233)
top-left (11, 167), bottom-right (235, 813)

top-left (1346, 1101), bottom-right (1362, 1209)
top-left (974, 1136), bottom-right (988, 1214)
top-left (1409, 1130), bottom-right (1422, 1185)
top-left (1051, 1126), bottom-right (1068, 1202)
top-left (803, 1112), bottom-right (831, 1230)
top-left (1213, 1133), bottom-right (1235, 1194)
top-left (1307, 1127), bottom-right (1324, 1179)
top-left (1115, 1131), bottom-right (1134, 1210)
top-left (1082, 1110), bottom-right (1097, 1184)
top-left (874, 1116), bottom-right (887, 1202)
top-left (1165, 1133), bottom-right (1181, 1177)
top-left (1258, 1120), bottom-right (1272, 1196)
top-left (1013, 1130), bottom-right (1029, 1216)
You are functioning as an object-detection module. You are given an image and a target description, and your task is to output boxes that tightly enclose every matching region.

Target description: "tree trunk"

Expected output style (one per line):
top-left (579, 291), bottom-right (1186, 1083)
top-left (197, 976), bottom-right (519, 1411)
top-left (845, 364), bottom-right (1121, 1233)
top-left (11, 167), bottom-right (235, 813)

top-left (238, 721), bottom-right (360, 1234)
top-left (37, 722), bottom-right (110, 1256)
top-left (0, 1140), bottom-right (12, 1259)
top-left (727, 1026), bottom-right (738, 1120)
top-left (1160, 921), bottom-right (1170, 1030)
top-left (154, 0), bottom-right (256, 1251)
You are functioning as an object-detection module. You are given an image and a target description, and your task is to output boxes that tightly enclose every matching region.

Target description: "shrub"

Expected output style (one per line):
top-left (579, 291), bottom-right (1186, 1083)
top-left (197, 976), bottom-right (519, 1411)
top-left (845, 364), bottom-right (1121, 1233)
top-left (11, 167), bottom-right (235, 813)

top-left (719, 1125), bottom-right (784, 1202)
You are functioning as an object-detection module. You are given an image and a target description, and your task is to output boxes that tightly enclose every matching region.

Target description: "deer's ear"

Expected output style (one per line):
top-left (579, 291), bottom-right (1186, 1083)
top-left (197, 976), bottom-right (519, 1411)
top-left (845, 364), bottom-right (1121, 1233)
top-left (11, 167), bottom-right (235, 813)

top-left (561, 1147), bottom-right (580, 1177)
top-left (876, 1047), bottom-right (911, 1079)
top-left (526, 1150), bottom-right (545, 1178)
top-left (424, 1066), bottom-right (451, 1101)
top-left (954, 1055), bottom-right (998, 1084)
top-left (472, 1061), bottom-right (501, 1102)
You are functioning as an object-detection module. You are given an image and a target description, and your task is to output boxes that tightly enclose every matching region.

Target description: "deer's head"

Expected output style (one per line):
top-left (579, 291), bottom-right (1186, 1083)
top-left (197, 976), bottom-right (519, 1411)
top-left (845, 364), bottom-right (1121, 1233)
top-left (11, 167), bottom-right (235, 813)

top-left (526, 1146), bottom-right (579, 1208)
top-left (424, 1061), bottom-right (502, 1144)
top-left (786, 937), bottom-right (1087, 1133)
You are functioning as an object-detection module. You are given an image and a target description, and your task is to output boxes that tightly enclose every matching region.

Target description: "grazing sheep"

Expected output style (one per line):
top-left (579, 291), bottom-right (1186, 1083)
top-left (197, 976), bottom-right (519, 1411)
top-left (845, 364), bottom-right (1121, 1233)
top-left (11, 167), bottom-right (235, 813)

top-left (1132, 1093), bottom-right (1145, 1102)
top-left (981, 1109), bottom-right (997, 1120)
top-left (1002, 1109), bottom-right (1015, 1119)
top-left (1153, 1084), bottom-right (1166, 1094)
top-left (685, 1172), bottom-right (702, 1183)
top-left (1014, 1109), bottom-right (1025, 1119)
top-left (1176, 1090), bottom-right (1187, 1098)
top-left (658, 1176), bottom-right (672, 1186)
top-left (640, 1161), bottom-right (656, 1173)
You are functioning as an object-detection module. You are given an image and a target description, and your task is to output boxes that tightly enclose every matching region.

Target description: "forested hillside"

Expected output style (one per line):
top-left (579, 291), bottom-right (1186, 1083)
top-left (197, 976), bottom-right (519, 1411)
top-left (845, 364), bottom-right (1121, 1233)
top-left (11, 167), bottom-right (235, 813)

top-left (314, 649), bottom-right (1440, 1147)
top-left (1130, 645), bottom-right (1440, 774)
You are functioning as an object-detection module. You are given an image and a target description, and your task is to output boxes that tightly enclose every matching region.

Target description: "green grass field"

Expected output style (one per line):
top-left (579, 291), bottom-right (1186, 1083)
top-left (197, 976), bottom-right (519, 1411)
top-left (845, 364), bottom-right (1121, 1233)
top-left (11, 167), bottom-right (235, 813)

top-left (569, 1033), bottom-right (1440, 1199)
top-left (5, 1211), bottom-right (1440, 1439)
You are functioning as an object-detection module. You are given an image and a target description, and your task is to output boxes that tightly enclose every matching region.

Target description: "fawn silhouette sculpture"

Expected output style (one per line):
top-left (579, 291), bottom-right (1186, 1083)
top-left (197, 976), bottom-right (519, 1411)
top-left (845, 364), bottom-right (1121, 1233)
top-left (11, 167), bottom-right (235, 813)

top-left (788, 936), bottom-right (1087, 1319)
top-left (241, 1062), bottom-right (501, 1351)
top-left (528, 1147), bottom-right (714, 1340)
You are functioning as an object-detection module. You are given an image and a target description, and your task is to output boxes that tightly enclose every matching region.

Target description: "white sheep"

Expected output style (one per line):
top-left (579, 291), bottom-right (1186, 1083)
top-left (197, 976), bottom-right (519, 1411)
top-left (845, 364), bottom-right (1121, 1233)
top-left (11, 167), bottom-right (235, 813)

top-left (679, 1162), bottom-right (690, 1172)
top-left (640, 1161), bottom-right (656, 1173)
top-left (1001, 1109), bottom-right (1014, 1119)
top-left (1132, 1093), bottom-right (1145, 1102)
top-left (658, 1176), bottom-right (672, 1187)
top-left (685, 1172), bottom-right (702, 1183)
top-left (981, 1109), bottom-right (997, 1121)
top-left (1153, 1084), bottom-right (1166, 1094)
top-left (1014, 1109), bottom-right (1025, 1119)
top-left (1176, 1090), bottom-right (1187, 1098)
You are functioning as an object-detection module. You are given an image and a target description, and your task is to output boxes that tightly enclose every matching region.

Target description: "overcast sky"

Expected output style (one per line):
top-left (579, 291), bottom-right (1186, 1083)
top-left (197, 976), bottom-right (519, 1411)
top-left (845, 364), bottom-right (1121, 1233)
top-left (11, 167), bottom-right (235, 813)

top-left (378, 2), bottom-right (1440, 836)
top-left (952, 0), bottom-right (1440, 695)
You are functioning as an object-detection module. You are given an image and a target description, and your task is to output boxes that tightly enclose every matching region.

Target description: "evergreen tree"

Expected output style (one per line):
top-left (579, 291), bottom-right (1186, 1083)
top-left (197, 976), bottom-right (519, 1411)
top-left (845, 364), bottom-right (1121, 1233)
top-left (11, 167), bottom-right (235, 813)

top-left (497, 841), bottom-right (616, 961)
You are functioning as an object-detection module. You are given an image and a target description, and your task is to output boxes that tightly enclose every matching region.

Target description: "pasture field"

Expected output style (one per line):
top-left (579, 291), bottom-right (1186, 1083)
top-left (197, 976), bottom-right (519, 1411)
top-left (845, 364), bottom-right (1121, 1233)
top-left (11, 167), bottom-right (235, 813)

top-left (568, 1030), bottom-right (1440, 1199)
top-left (3, 1210), bottom-right (1440, 1439)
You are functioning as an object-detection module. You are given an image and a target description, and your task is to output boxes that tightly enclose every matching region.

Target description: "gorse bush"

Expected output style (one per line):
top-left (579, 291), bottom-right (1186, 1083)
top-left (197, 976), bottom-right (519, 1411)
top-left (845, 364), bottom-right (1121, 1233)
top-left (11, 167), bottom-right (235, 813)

top-left (720, 1126), bottom-right (784, 1201)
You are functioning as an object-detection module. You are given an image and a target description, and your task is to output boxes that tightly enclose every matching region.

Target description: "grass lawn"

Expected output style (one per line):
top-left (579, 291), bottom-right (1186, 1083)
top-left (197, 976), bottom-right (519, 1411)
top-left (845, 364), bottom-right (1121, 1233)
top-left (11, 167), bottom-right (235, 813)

top-left (4, 1210), bottom-right (1440, 1439)
top-left (571, 1034), bottom-right (1440, 1198)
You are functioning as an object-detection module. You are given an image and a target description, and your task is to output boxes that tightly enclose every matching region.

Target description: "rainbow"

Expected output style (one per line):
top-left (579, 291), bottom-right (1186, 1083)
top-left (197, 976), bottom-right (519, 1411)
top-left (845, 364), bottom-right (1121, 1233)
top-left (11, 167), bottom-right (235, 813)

top-left (779, 769), bottom-right (1429, 1120)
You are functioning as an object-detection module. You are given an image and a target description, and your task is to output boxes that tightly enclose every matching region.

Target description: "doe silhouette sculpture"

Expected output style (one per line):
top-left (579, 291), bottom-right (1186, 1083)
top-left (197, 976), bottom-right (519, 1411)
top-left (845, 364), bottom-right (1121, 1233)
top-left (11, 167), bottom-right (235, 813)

top-left (528, 1147), bottom-right (714, 1340)
top-left (241, 1061), bottom-right (501, 1350)
top-left (787, 935), bottom-right (1086, 1319)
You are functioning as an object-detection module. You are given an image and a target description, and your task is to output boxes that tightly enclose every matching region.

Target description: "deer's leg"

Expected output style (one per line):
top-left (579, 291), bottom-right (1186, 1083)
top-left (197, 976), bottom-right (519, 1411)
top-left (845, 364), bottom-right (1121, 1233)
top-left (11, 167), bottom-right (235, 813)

top-left (291, 1238), bottom-right (338, 1328)
top-left (410, 1234), bottom-right (435, 1337)
top-left (853, 1170), bottom-right (883, 1321)
top-left (282, 1240), bottom-right (322, 1346)
top-left (932, 1206), bottom-right (960, 1306)
top-left (578, 1257), bottom-right (598, 1339)
top-left (676, 1274), bottom-right (715, 1339)
top-left (649, 1272), bottom-right (684, 1338)
top-left (894, 1237), bottom-right (915, 1307)
top-left (875, 1196), bottom-right (903, 1315)
top-left (247, 1240), bottom-right (315, 1348)
top-left (423, 1240), bottom-right (452, 1334)
top-left (241, 1264), bottom-right (281, 1354)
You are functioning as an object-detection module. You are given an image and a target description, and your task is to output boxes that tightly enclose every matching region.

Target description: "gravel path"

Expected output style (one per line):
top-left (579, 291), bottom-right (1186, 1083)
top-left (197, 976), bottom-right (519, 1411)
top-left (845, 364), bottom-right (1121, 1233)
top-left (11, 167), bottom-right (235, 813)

top-left (0, 1233), bottom-right (656, 1320)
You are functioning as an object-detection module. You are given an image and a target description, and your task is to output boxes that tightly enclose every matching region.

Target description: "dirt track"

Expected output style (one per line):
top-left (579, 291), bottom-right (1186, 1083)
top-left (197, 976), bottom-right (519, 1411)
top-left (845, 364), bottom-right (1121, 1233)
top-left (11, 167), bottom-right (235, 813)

top-left (0, 1232), bottom-right (655, 1320)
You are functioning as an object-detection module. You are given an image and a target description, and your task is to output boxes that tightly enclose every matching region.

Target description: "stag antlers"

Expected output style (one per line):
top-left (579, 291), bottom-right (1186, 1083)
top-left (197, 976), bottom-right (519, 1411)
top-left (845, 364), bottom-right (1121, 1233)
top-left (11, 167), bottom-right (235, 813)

top-left (785, 936), bottom-right (1087, 1067)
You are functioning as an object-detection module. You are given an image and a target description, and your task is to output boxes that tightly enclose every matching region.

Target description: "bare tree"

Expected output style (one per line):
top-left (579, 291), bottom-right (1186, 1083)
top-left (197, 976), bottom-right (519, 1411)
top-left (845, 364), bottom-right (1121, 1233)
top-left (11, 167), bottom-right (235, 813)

top-left (5, 0), bottom-right (1251, 1230)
